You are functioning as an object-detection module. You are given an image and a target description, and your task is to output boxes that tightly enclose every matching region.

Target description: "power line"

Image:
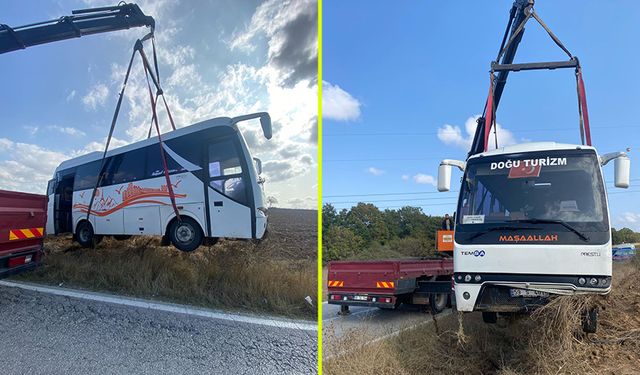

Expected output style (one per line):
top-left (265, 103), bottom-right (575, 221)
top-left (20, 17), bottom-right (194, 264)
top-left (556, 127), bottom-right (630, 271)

top-left (325, 196), bottom-right (459, 204)
top-left (323, 125), bottom-right (639, 137)
top-left (324, 190), bottom-right (459, 198)
top-left (324, 181), bottom-right (640, 199)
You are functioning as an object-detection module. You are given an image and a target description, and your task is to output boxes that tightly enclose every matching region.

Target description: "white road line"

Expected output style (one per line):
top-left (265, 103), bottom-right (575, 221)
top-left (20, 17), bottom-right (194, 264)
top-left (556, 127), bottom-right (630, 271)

top-left (0, 280), bottom-right (317, 332)
top-left (323, 306), bottom-right (378, 322)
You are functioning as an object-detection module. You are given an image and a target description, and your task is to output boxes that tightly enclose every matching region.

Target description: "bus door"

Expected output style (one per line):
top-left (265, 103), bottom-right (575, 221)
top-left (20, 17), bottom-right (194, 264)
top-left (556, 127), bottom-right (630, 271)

top-left (206, 137), bottom-right (252, 238)
top-left (47, 171), bottom-right (75, 234)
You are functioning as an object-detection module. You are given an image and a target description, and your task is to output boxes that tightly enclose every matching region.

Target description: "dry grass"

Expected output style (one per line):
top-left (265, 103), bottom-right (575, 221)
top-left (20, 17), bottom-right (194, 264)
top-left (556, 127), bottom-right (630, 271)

top-left (13, 208), bottom-right (317, 319)
top-left (325, 257), bottom-right (640, 374)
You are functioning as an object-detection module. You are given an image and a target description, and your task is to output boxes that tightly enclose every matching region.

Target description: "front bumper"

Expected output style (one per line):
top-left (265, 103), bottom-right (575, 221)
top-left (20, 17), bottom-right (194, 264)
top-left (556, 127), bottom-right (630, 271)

top-left (453, 273), bottom-right (612, 312)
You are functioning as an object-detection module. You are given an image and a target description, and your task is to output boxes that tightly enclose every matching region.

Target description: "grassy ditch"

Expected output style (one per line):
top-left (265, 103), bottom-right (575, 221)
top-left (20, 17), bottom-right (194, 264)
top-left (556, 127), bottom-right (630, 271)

top-left (325, 256), bottom-right (640, 374)
top-left (13, 208), bottom-right (317, 320)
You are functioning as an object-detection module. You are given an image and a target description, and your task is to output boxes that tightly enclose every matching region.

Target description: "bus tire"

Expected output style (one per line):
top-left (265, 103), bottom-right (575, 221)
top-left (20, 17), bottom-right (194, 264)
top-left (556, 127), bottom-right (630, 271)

top-left (76, 221), bottom-right (98, 248)
top-left (168, 216), bottom-right (203, 252)
top-left (430, 293), bottom-right (448, 314)
top-left (582, 307), bottom-right (598, 334)
top-left (482, 311), bottom-right (498, 324)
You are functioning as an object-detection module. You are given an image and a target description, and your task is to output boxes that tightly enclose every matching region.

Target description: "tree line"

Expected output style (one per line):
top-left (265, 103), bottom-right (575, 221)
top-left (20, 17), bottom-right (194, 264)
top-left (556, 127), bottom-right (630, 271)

top-left (322, 203), bottom-right (447, 262)
top-left (323, 203), bottom-right (640, 262)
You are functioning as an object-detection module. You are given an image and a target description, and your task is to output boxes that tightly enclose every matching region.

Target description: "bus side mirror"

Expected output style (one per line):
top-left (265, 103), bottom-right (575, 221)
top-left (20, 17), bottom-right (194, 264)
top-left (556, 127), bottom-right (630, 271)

top-left (438, 159), bottom-right (466, 192)
top-left (231, 112), bottom-right (272, 140)
top-left (614, 156), bottom-right (630, 188)
top-left (438, 164), bottom-right (452, 192)
top-left (260, 114), bottom-right (272, 140)
top-left (253, 157), bottom-right (263, 175)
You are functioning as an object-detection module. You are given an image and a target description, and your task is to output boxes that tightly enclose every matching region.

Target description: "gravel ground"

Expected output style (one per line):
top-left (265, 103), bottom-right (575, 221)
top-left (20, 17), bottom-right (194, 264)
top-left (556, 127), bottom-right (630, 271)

top-left (0, 285), bottom-right (317, 374)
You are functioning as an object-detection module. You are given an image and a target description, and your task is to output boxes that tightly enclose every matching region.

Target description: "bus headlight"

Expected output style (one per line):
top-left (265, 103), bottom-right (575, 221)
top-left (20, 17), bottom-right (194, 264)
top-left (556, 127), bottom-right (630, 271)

top-left (578, 277), bottom-right (586, 285)
top-left (474, 275), bottom-right (481, 282)
top-left (464, 274), bottom-right (472, 282)
top-left (589, 278), bottom-right (598, 286)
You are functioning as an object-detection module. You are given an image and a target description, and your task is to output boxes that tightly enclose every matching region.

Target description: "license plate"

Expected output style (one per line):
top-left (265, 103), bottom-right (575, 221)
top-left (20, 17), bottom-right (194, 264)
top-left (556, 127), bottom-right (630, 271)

top-left (509, 289), bottom-right (549, 298)
top-left (352, 295), bottom-right (368, 301)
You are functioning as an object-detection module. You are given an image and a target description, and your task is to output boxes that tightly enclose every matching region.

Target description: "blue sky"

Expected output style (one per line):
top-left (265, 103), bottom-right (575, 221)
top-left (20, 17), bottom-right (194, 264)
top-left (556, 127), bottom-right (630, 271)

top-left (0, 0), bottom-right (317, 208)
top-left (323, 0), bottom-right (640, 230)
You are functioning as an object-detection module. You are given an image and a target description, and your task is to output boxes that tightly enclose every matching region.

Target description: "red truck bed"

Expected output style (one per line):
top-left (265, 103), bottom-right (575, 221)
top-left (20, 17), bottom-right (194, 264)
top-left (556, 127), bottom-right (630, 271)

top-left (0, 190), bottom-right (47, 277)
top-left (327, 257), bottom-right (453, 309)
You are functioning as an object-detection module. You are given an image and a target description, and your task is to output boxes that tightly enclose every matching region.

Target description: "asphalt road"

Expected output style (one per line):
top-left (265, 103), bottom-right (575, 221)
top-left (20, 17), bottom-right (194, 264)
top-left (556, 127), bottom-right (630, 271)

top-left (323, 302), bottom-right (451, 356)
top-left (0, 284), bottom-right (317, 375)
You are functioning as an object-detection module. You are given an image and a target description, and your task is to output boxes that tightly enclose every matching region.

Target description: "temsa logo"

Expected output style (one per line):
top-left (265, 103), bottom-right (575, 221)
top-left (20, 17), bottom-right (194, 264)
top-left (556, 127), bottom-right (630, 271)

top-left (499, 234), bottom-right (558, 242)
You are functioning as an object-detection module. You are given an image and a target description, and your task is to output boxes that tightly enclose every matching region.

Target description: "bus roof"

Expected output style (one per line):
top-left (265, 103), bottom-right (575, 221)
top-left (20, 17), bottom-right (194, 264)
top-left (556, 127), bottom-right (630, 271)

top-left (469, 142), bottom-right (597, 160)
top-left (55, 116), bottom-right (234, 174)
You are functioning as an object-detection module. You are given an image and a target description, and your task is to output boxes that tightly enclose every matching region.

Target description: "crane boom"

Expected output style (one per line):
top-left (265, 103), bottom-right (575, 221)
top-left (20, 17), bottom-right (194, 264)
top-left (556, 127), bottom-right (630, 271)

top-left (469, 0), bottom-right (531, 157)
top-left (0, 3), bottom-right (154, 55)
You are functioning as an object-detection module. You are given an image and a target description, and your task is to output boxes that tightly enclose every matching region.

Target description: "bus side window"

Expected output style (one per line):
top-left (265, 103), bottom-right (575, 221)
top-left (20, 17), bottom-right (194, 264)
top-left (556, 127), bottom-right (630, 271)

top-left (74, 160), bottom-right (101, 191)
top-left (145, 144), bottom-right (186, 179)
top-left (108, 149), bottom-right (146, 185)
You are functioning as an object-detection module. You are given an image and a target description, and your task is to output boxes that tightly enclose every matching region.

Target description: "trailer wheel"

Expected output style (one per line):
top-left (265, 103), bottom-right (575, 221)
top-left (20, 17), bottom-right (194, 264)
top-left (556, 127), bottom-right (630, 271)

top-left (482, 311), bottom-right (498, 324)
top-left (169, 216), bottom-right (203, 252)
top-left (76, 221), bottom-right (101, 248)
top-left (430, 293), bottom-right (448, 314)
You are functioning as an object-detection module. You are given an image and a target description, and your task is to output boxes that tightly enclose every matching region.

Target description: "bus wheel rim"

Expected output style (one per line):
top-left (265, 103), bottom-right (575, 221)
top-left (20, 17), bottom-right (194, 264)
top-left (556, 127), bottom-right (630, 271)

top-left (79, 228), bottom-right (90, 242)
top-left (176, 223), bottom-right (195, 243)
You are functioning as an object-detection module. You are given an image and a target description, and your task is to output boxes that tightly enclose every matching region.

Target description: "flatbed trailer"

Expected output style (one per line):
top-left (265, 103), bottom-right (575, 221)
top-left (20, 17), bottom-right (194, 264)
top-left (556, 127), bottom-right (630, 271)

top-left (0, 190), bottom-right (47, 278)
top-left (327, 257), bottom-right (454, 315)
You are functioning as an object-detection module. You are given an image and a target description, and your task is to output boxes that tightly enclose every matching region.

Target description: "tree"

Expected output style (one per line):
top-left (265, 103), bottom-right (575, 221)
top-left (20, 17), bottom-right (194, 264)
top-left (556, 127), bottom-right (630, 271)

top-left (344, 203), bottom-right (390, 245)
top-left (323, 226), bottom-right (364, 262)
top-left (612, 227), bottom-right (640, 244)
top-left (266, 196), bottom-right (278, 208)
top-left (322, 203), bottom-right (337, 233)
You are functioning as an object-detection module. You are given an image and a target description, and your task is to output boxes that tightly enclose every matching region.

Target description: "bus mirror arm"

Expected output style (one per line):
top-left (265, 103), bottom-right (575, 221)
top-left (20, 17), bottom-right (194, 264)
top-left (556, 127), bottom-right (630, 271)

top-left (231, 112), bottom-right (273, 140)
top-left (438, 159), bottom-right (466, 192)
top-left (600, 150), bottom-right (631, 189)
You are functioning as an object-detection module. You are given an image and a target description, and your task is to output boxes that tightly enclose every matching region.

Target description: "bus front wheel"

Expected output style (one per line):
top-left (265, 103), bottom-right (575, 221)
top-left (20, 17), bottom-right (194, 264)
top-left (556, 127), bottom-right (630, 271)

top-left (169, 217), bottom-right (203, 252)
top-left (76, 221), bottom-right (102, 248)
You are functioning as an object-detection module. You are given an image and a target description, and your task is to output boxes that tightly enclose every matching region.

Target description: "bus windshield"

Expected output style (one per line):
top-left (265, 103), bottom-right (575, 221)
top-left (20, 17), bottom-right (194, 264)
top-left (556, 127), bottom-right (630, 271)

top-left (457, 150), bottom-right (607, 229)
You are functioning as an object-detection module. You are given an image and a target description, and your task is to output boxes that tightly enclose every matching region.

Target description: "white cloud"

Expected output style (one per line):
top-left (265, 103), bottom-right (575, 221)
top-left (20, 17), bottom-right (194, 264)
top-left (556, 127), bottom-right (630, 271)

top-left (66, 90), bottom-right (76, 102)
top-left (322, 82), bottom-right (361, 121)
top-left (0, 138), bottom-right (68, 193)
top-left (437, 115), bottom-right (516, 150)
top-left (287, 196), bottom-right (316, 209)
top-left (401, 174), bottom-right (409, 181)
top-left (366, 167), bottom-right (385, 176)
top-left (413, 173), bottom-right (437, 186)
top-left (23, 126), bottom-right (39, 136)
top-left (48, 126), bottom-right (86, 137)
top-left (2, 1), bottom-right (317, 209)
top-left (82, 84), bottom-right (109, 110)
top-left (0, 135), bottom-right (132, 194)
top-left (618, 212), bottom-right (640, 231)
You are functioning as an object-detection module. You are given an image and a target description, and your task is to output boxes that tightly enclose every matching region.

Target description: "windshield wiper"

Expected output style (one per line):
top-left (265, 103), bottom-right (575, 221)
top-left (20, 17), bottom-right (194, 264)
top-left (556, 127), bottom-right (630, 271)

top-left (468, 226), bottom-right (538, 241)
top-left (510, 219), bottom-right (590, 242)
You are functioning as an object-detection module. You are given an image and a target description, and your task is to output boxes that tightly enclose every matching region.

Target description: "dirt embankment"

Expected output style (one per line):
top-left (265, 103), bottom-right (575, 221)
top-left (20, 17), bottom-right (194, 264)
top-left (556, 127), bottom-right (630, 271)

top-left (14, 208), bottom-right (318, 319)
top-left (325, 257), bottom-right (640, 374)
